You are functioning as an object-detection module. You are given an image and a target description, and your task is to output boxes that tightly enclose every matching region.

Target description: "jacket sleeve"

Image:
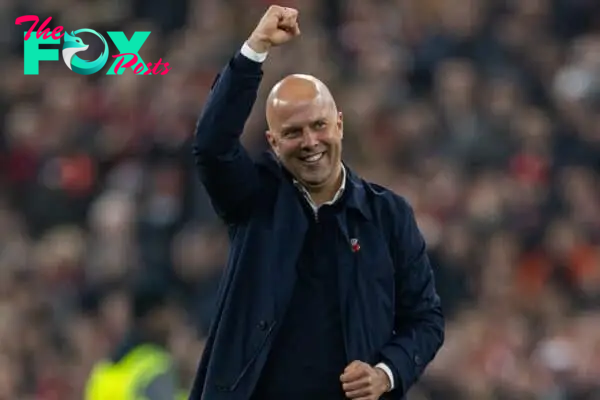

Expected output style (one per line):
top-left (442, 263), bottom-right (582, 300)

top-left (192, 51), bottom-right (263, 224)
top-left (379, 197), bottom-right (445, 398)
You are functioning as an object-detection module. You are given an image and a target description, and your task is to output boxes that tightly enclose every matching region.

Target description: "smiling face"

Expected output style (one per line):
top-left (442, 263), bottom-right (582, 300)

top-left (265, 74), bottom-right (343, 194)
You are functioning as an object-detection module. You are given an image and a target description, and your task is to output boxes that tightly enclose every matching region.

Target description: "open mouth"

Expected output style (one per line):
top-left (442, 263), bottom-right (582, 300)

top-left (299, 152), bottom-right (325, 164)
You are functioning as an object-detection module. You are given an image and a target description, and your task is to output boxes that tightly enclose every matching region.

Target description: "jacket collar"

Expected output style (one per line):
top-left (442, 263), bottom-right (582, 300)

top-left (258, 150), bottom-right (372, 221)
top-left (292, 164), bottom-right (347, 213)
top-left (343, 163), bottom-right (372, 221)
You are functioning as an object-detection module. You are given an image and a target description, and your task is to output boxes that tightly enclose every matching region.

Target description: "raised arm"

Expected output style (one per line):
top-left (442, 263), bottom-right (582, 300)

top-left (192, 5), bottom-right (301, 224)
top-left (192, 50), bottom-right (263, 223)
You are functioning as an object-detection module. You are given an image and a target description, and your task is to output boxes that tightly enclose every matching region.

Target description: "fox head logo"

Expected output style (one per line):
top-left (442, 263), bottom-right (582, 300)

top-left (62, 29), bottom-right (108, 75)
top-left (62, 31), bottom-right (87, 66)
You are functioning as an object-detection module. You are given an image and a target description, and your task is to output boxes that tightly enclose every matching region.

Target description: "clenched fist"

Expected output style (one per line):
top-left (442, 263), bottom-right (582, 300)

top-left (341, 360), bottom-right (391, 399)
top-left (247, 5), bottom-right (300, 53)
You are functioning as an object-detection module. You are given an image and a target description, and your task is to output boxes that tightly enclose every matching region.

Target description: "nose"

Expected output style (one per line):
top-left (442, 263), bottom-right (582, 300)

top-left (300, 129), bottom-right (319, 149)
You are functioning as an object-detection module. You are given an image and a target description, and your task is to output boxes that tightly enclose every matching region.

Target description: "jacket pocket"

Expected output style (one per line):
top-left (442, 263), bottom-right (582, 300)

top-left (218, 321), bottom-right (277, 392)
top-left (361, 242), bottom-right (394, 282)
top-left (357, 241), bottom-right (395, 317)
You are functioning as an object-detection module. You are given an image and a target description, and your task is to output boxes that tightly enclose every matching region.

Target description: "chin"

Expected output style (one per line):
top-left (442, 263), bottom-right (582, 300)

top-left (298, 172), bottom-right (329, 188)
top-left (287, 159), bottom-right (334, 186)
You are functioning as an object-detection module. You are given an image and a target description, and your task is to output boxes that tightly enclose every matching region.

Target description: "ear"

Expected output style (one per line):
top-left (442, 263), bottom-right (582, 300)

top-left (265, 130), bottom-right (278, 155)
top-left (337, 111), bottom-right (344, 139)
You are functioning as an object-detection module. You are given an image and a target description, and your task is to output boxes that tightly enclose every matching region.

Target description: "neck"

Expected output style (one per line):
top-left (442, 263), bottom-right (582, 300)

top-left (307, 163), bottom-right (344, 206)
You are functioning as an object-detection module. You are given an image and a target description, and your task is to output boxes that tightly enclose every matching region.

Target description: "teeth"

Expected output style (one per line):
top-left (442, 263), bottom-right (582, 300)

top-left (304, 153), bottom-right (323, 162)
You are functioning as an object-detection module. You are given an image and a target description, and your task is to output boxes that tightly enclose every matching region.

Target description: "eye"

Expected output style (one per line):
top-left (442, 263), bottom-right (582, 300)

top-left (283, 128), bottom-right (302, 138)
top-left (313, 120), bottom-right (326, 129)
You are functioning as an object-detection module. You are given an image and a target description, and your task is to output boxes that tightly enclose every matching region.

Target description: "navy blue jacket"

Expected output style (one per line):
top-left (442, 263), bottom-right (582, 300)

top-left (189, 51), bottom-right (444, 400)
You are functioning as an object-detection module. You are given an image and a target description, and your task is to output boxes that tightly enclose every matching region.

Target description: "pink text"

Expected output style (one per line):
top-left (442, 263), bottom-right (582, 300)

top-left (15, 15), bottom-right (64, 41)
top-left (112, 53), bottom-right (171, 75)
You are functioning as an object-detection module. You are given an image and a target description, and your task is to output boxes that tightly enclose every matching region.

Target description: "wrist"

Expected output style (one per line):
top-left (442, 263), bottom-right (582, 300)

top-left (246, 35), bottom-right (271, 54)
top-left (375, 367), bottom-right (391, 392)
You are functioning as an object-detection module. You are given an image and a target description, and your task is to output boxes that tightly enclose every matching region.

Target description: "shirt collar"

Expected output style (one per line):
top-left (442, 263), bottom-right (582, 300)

top-left (293, 164), bottom-right (346, 212)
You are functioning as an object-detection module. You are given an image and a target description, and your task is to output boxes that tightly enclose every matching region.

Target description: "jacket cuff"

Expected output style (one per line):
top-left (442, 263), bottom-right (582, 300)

top-left (240, 42), bottom-right (268, 62)
top-left (231, 49), bottom-right (264, 74)
top-left (375, 363), bottom-right (395, 391)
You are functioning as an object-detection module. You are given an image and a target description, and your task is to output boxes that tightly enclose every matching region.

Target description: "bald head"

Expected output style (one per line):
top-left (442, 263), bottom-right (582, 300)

top-left (266, 74), bottom-right (337, 130)
top-left (263, 74), bottom-right (344, 197)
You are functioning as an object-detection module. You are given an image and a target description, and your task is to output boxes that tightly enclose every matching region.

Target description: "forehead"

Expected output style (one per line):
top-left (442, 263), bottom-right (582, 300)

top-left (273, 98), bottom-right (332, 130)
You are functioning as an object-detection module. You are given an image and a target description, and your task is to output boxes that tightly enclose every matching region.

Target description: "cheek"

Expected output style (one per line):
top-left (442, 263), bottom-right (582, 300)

top-left (276, 143), bottom-right (296, 159)
top-left (325, 128), bottom-right (342, 143)
top-left (323, 134), bottom-right (341, 152)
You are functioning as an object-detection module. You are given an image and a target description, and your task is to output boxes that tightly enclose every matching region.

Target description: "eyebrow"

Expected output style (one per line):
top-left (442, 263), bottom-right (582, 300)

top-left (281, 117), bottom-right (327, 130)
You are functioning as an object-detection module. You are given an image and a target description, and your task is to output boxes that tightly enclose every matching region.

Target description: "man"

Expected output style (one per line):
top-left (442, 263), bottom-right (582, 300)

top-left (190, 6), bottom-right (444, 400)
top-left (85, 283), bottom-right (187, 400)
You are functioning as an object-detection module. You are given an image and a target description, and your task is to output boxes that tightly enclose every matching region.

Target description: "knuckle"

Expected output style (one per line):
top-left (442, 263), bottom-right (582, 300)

top-left (268, 5), bottom-right (281, 14)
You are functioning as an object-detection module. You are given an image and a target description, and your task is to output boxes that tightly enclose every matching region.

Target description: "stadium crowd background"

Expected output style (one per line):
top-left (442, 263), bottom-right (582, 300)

top-left (1, 0), bottom-right (599, 398)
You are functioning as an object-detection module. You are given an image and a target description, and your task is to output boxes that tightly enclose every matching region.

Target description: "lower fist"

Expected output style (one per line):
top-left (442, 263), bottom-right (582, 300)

top-left (340, 360), bottom-right (390, 399)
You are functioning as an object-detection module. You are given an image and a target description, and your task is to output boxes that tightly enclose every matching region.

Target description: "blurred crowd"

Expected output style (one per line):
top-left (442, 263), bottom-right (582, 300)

top-left (1, 0), bottom-right (599, 398)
